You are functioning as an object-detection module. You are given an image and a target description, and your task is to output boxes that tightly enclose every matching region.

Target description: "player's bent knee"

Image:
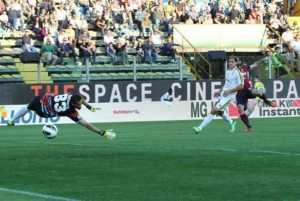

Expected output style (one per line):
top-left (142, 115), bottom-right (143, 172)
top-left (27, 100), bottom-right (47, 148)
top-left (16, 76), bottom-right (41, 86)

top-left (237, 105), bottom-right (244, 114)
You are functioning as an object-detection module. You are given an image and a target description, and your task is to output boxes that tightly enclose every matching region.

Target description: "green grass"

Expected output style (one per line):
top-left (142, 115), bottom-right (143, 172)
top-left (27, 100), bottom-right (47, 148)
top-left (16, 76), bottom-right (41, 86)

top-left (0, 118), bottom-right (300, 201)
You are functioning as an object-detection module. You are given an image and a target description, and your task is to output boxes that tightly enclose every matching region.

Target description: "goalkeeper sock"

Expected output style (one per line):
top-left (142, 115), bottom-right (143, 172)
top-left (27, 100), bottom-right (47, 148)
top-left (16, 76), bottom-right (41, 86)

top-left (98, 130), bottom-right (105, 136)
top-left (11, 106), bottom-right (29, 122)
top-left (198, 114), bottom-right (215, 129)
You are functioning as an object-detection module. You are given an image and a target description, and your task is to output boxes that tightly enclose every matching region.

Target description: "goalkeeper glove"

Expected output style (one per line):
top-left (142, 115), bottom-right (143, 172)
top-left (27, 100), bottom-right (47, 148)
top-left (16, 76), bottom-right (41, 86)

top-left (99, 129), bottom-right (116, 140)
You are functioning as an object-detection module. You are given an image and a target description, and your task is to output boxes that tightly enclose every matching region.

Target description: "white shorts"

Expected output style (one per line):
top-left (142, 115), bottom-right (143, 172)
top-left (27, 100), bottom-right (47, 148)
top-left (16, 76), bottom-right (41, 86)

top-left (214, 94), bottom-right (235, 111)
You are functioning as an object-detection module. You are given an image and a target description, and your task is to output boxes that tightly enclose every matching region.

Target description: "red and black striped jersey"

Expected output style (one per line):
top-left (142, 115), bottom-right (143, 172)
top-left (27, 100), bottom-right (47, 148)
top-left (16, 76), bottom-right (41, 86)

top-left (40, 94), bottom-right (80, 122)
top-left (239, 64), bottom-right (252, 90)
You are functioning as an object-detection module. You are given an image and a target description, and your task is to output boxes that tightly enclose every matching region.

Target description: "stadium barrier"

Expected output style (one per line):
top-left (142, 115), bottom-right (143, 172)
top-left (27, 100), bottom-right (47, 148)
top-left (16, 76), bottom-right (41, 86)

top-left (0, 80), bottom-right (299, 125)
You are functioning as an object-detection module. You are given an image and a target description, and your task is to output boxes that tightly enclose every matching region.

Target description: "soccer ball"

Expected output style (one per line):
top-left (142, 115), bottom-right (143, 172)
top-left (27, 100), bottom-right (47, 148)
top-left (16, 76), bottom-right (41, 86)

top-left (42, 123), bottom-right (58, 139)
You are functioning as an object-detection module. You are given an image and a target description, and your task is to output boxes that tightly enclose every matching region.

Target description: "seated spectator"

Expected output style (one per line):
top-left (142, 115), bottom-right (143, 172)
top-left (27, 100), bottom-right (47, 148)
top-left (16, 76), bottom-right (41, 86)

top-left (78, 28), bottom-right (90, 41)
top-left (288, 34), bottom-right (300, 71)
top-left (58, 38), bottom-right (77, 64)
top-left (36, 23), bottom-right (49, 42)
top-left (95, 15), bottom-right (106, 35)
top-left (0, 11), bottom-right (8, 37)
top-left (64, 24), bottom-right (76, 42)
top-left (104, 29), bottom-right (116, 45)
top-left (55, 5), bottom-right (67, 29)
top-left (142, 13), bottom-right (152, 37)
top-left (78, 0), bottom-right (90, 16)
top-left (289, 34), bottom-right (300, 55)
top-left (78, 38), bottom-right (96, 65)
top-left (57, 29), bottom-right (68, 45)
top-left (150, 28), bottom-right (162, 47)
top-left (0, 10), bottom-right (8, 27)
top-left (106, 42), bottom-right (117, 64)
top-left (22, 31), bottom-right (38, 53)
top-left (7, 0), bottom-right (22, 30)
top-left (40, 37), bottom-right (59, 66)
top-left (134, 7), bottom-right (145, 33)
top-left (114, 38), bottom-right (128, 65)
top-left (160, 37), bottom-right (176, 62)
top-left (135, 39), bottom-right (144, 63)
top-left (142, 37), bottom-right (157, 64)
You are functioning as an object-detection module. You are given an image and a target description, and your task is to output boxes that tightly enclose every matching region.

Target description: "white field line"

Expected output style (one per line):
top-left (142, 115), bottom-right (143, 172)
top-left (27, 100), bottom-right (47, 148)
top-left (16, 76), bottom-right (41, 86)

top-left (201, 147), bottom-right (300, 156)
top-left (42, 142), bottom-right (300, 157)
top-left (0, 187), bottom-right (81, 201)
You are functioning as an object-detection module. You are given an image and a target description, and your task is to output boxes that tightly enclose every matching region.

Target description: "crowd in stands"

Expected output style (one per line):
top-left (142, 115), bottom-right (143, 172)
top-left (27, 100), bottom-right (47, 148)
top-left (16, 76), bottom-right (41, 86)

top-left (0, 0), bottom-right (299, 69)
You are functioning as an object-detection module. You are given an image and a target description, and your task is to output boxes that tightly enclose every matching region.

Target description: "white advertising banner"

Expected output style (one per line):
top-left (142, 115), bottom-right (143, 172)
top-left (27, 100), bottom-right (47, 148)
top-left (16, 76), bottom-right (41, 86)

top-left (0, 98), bottom-right (299, 126)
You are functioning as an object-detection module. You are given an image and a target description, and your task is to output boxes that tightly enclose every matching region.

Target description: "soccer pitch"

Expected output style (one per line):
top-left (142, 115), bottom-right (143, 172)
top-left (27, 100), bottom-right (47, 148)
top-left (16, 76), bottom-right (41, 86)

top-left (0, 118), bottom-right (300, 201)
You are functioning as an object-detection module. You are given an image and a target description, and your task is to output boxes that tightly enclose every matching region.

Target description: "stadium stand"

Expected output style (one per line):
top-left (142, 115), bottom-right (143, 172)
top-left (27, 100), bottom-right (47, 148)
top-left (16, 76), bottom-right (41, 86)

top-left (0, 0), bottom-right (299, 82)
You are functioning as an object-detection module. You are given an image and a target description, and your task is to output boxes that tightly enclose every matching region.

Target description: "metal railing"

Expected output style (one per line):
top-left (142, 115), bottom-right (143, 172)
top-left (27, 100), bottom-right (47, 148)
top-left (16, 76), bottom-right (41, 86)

top-left (173, 26), bottom-right (212, 79)
top-left (1, 57), bottom-right (187, 83)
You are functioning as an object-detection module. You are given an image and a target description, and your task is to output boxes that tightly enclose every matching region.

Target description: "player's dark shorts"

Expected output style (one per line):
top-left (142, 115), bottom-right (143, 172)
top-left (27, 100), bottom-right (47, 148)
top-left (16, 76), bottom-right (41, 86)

top-left (27, 96), bottom-right (47, 118)
top-left (236, 89), bottom-right (256, 110)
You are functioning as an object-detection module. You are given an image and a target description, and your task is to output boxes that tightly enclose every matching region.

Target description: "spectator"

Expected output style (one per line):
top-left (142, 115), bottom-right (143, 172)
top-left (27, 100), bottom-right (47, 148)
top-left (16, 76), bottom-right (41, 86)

top-left (104, 29), bottom-right (116, 45)
top-left (64, 24), bottom-right (76, 42)
top-left (78, 38), bottom-right (96, 65)
top-left (78, 0), bottom-right (90, 16)
top-left (106, 42), bottom-right (117, 64)
top-left (95, 15), bottom-right (106, 35)
top-left (228, 4), bottom-right (242, 24)
top-left (289, 34), bottom-right (300, 71)
top-left (135, 39), bottom-right (144, 63)
top-left (160, 37), bottom-right (176, 62)
top-left (40, 37), bottom-right (59, 66)
top-left (7, 0), bottom-right (22, 30)
top-left (142, 37), bottom-right (157, 64)
top-left (58, 37), bottom-right (77, 64)
top-left (134, 7), bottom-right (145, 33)
top-left (114, 38), bottom-right (128, 64)
top-left (150, 28), bottom-right (163, 47)
top-left (22, 31), bottom-right (38, 53)
top-left (142, 13), bottom-right (152, 37)
top-left (0, 10), bottom-right (9, 30)
top-left (55, 5), bottom-right (67, 28)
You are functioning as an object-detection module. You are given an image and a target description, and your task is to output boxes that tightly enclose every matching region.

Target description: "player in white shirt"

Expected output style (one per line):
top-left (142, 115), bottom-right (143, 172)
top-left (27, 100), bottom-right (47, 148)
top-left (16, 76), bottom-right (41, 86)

top-left (193, 57), bottom-right (244, 133)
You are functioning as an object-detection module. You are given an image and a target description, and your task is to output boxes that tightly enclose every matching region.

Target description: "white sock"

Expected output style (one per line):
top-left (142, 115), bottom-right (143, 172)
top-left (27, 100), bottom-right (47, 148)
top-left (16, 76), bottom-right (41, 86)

top-left (222, 110), bottom-right (233, 125)
top-left (11, 106), bottom-right (29, 122)
top-left (198, 114), bottom-right (215, 129)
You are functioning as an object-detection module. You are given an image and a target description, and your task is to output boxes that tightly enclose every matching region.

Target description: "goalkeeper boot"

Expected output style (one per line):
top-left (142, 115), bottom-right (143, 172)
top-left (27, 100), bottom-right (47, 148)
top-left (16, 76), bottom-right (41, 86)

top-left (103, 129), bottom-right (116, 140)
top-left (229, 120), bottom-right (237, 133)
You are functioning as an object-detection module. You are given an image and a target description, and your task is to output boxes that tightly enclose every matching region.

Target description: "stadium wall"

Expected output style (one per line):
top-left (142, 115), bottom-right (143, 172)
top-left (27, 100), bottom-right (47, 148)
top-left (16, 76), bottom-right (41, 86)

top-left (0, 80), bottom-right (299, 125)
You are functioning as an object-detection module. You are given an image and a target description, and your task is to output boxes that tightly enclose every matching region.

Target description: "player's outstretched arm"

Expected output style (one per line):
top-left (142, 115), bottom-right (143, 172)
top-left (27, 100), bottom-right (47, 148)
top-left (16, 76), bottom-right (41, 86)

top-left (82, 100), bottom-right (96, 112)
top-left (250, 56), bottom-right (267, 69)
top-left (77, 118), bottom-right (116, 140)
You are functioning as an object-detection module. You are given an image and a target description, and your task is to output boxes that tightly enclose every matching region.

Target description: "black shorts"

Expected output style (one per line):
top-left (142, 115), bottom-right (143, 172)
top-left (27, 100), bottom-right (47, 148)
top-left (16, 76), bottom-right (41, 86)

top-left (236, 89), bottom-right (255, 110)
top-left (27, 96), bottom-right (47, 118)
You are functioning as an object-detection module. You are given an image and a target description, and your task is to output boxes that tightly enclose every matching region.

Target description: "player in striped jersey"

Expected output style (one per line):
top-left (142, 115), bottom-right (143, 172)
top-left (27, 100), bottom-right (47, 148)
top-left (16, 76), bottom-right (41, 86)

top-left (236, 59), bottom-right (276, 132)
top-left (7, 93), bottom-right (116, 140)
